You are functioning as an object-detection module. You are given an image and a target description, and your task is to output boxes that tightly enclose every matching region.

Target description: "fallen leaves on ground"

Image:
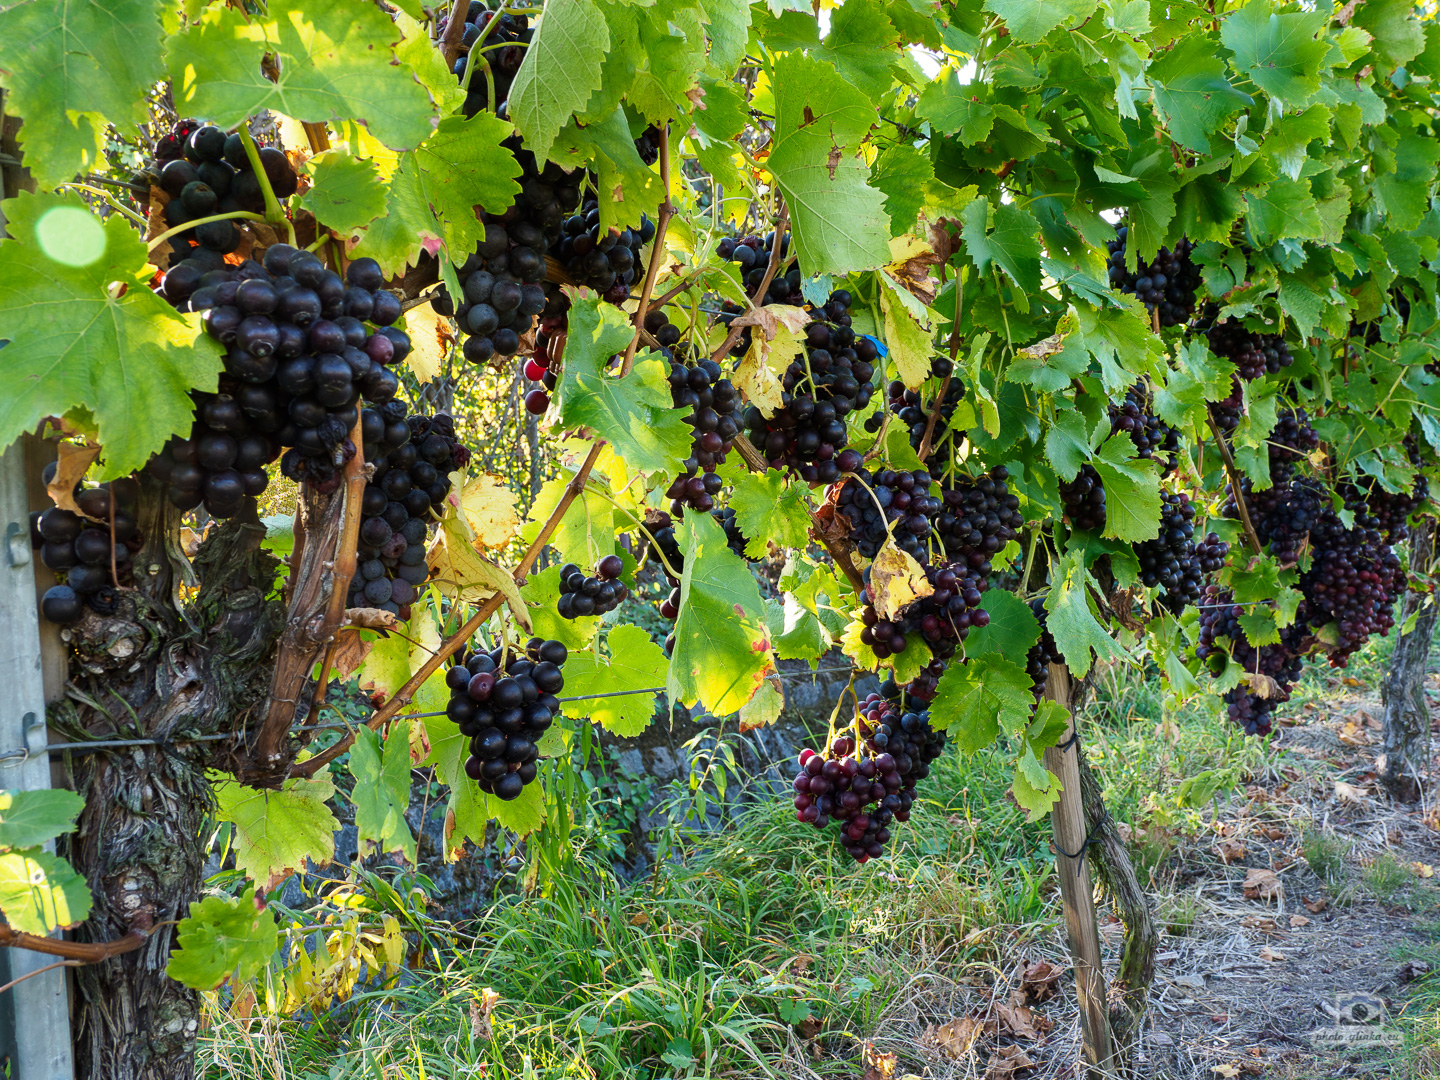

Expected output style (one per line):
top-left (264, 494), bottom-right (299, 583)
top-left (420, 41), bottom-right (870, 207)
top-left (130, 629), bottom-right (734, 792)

top-left (1243, 867), bottom-right (1283, 902)
top-left (1303, 895), bottom-right (1329, 913)
top-left (1214, 837), bottom-right (1247, 864)
top-left (1258, 946), bottom-right (1286, 962)
top-left (860, 1043), bottom-right (897, 1080)
top-left (1289, 914), bottom-right (1311, 928)
top-left (985, 1045), bottom-right (1034, 1079)
top-left (922, 1017), bottom-right (981, 1059)
top-left (1019, 959), bottom-right (1062, 1002)
top-left (1335, 780), bottom-right (1370, 805)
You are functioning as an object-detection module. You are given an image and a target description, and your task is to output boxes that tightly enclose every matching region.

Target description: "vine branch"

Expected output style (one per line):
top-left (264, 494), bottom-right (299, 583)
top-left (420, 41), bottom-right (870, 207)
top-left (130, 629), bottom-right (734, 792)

top-left (1205, 406), bottom-right (1264, 557)
top-left (0, 924), bottom-right (148, 963)
top-left (710, 201), bottom-right (789, 364)
top-left (440, 0), bottom-right (471, 66)
top-left (619, 124), bottom-right (675, 378)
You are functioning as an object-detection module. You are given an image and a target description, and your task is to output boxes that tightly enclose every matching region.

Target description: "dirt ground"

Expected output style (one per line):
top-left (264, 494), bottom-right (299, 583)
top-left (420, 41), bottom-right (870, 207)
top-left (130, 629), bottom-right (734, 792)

top-left (823, 678), bottom-right (1440, 1080)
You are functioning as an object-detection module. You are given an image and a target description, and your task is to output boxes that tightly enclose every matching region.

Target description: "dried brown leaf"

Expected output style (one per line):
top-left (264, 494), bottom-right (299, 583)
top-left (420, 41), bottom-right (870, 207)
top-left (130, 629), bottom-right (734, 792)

top-left (985, 1044), bottom-right (1034, 1079)
top-left (1242, 867), bottom-right (1284, 902)
top-left (46, 441), bottom-right (101, 516)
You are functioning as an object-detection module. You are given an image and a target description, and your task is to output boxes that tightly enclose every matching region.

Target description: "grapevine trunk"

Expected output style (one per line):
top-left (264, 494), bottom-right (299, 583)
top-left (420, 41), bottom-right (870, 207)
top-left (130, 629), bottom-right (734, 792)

top-left (1379, 520), bottom-right (1437, 802)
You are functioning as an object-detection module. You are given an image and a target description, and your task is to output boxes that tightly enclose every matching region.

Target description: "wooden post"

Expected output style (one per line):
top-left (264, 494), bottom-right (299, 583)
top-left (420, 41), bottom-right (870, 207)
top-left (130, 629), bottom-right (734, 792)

top-left (0, 440), bottom-right (76, 1079)
top-left (1042, 664), bottom-right (1115, 1077)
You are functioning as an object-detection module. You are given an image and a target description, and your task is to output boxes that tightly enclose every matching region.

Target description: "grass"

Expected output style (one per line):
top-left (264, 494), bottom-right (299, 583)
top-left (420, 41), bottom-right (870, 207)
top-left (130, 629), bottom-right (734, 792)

top-left (1302, 827), bottom-right (1352, 885)
top-left (197, 657), bottom-right (1289, 1079)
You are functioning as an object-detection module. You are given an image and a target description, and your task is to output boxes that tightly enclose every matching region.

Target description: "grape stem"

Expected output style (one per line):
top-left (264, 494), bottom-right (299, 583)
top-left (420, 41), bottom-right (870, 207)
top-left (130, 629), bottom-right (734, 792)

top-left (236, 125), bottom-right (296, 246)
top-left (619, 123), bottom-right (676, 378)
top-left (61, 183), bottom-right (147, 227)
top-left (146, 210), bottom-right (267, 252)
top-left (709, 201), bottom-right (790, 364)
top-left (287, 440), bottom-right (608, 780)
top-left (1205, 405), bottom-right (1264, 557)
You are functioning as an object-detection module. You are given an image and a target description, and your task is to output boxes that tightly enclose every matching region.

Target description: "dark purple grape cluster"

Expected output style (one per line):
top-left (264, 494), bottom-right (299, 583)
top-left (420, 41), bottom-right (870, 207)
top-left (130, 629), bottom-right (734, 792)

top-left (658, 319), bottom-right (740, 515)
top-left (1106, 227), bottom-right (1201, 327)
top-left (146, 388), bottom-right (281, 516)
top-left (557, 555), bottom-right (628, 619)
top-left (152, 120), bottom-right (298, 253)
top-left (934, 467), bottom-right (1024, 562)
top-left (879, 358), bottom-right (965, 467)
top-left (713, 506), bottom-right (750, 559)
top-left (634, 124), bottom-right (662, 165)
top-left (792, 735), bottom-right (901, 863)
top-left (1110, 384), bottom-right (1179, 472)
top-left (1024, 597), bottom-right (1063, 701)
top-left (1060, 465), bottom-right (1106, 532)
top-left (857, 561), bottom-right (991, 662)
top-left (1196, 585), bottom-right (1308, 735)
top-left (554, 200), bottom-right (655, 307)
top-left (445, 638), bottom-right (567, 801)
top-left (717, 231), bottom-right (799, 308)
top-left (346, 413), bottom-right (467, 619)
top-left (1226, 467), bottom-right (1325, 563)
top-left (1210, 377), bottom-right (1244, 435)
top-left (1300, 509), bottom-right (1403, 666)
top-left (833, 467), bottom-right (942, 562)
top-left (32, 478), bottom-right (142, 625)
top-left (1206, 322), bottom-right (1292, 380)
top-left (1136, 491), bottom-right (1225, 614)
top-left (742, 314), bottom-right (877, 485)
top-left (447, 1), bottom-right (532, 117)
top-left (439, 139), bottom-right (573, 367)
top-left (1269, 406), bottom-right (1319, 468)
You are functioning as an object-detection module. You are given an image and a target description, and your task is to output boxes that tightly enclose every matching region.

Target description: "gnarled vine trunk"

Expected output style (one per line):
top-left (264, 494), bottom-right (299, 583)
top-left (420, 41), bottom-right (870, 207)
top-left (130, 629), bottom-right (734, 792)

top-left (52, 482), bottom-right (284, 1080)
top-left (1379, 519), bottom-right (1436, 802)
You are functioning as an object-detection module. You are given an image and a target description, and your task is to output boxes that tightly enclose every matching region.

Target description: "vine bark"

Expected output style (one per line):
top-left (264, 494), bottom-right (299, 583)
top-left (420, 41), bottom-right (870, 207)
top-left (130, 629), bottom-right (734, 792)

top-left (1379, 518), bottom-right (1436, 802)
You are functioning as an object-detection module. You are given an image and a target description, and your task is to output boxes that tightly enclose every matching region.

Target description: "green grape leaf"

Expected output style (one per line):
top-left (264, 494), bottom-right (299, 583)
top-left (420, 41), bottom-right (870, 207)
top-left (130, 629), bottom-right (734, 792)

top-left (1044, 546), bottom-right (1123, 677)
top-left (520, 471), bottom-right (619, 568)
top-left (1043, 408), bottom-right (1091, 481)
top-left (557, 295), bottom-right (695, 475)
top-left (1149, 34), bottom-right (1253, 154)
top-left (812, 0), bottom-right (900, 101)
top-left (552, 108), bottom-right (666, 233)
top-left (729, 469), bottom-right (813, 557)
top-left (1090, 435), bottom-right (1161, 542)
top-left (214, 771), bottom-right (339, 888)
top-left (880, 271), bottom-right (935, 388)
top-left (1008, 322), bottom-right (1089, 392)
top-left (350, 723), bottom-right (417, 864)
top-left (667, 512), bottom-right (777, 716)
top-left (0, 789), bottom-right (85, 850)
top-left (981, 0), bottom-right (1098, 44)
top-left (916, 75), bottom-right (997, 145)
top-left (350, 112), bottom-right (523, 277)
top-left (626, 0), bottom-right (707, 124)
top-left (508, 0), bottom-right (610, 163)
top-left (1244, 177), bottom-right (1326, 246)
top-left (166, 888), bottom-right (278, 991)
top-left (1220, 2), bottom-right (1331, 108)
top-left (521, 565), bottom-right (602, 652)
top-left (1011, 743), bottom-right (1061, 821)
top-left (963, 589), bottom-right (1041, 660)
top-left (871, 143), bottom-right (936, 235)
top-left (0, 192), bottom-right (224, 479)
top-left (929, 653), bottom-right (1036, 751)
top-left (299, 152), bottom-right (389, 236)
top-left (769, 53), bottom-right (891, 275)
top-left (0, 852), bottom-right (90, 933)
top-left (700, 0), bottom-right (754, 74)
top-left (1376, 134), bottom-right (1440, 232)
top-left (1174, 173), bottom-right (1246, 245)
top-left (166, 0), bottom-right (435, 150)
top-left (773, 593), bottom-right (832, 663)
top-left (1351, 0), bottom-right (1425, 73)
top-left (561, 625), bottom-right (668, 736)
top-left (959, 199), bottom-right (1042, 301)
top-left (0, 0), bottom-right (167, 191)
top-left (0, 847), bottom-right (90, 934)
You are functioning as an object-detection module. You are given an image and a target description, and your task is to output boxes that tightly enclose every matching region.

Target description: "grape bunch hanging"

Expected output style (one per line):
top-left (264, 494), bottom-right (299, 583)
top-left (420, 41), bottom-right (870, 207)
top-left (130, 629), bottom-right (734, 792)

top-left (447, 1), bottom-right (532, 117)
top-left (445, 638), bottom-right (568, 800)
top-left (1300, 508), bottom-right (1403, 666)
top-left (717, 231), bottom-right (802, 307)
top-left (655, 314), bottom-right (741, 515)
top-left (1225, 468), bottom-right (1325, 563)
top-left (557, 555), bottom-right (628, 619)
top-left (1135, 491), bottom-right (1228, 614)
top-left (881, 358), bottom-right (964, 466)
top-left (1024, 598), bottom-right (1063, 702)
top-left (1110, 384), bottom-right (1179, 472)
top-left (856, 561), bottom-right (992, 665)
top-left (33, 478), bottom-right (142, 625)
top-left (553, 200), bottom-right (655, 306)
top-left (1206, 321), bottom-right (1293, 380)
top-left (1197, 586), bottom-right (1309, 735)
top-left (1269, 407), bottom-right (1319, 468)
top-left (1105, 226), bottom-right (1201, 327)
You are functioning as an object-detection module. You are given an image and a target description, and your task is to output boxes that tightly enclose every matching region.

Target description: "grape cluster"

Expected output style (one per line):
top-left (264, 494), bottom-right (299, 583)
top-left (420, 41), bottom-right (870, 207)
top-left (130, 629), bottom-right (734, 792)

top-left (858, 561), bottom-right (991, 662)
top-left (934, 467), bottom-right (1024, 562)
top-left (634, 124), bottom-right (663, 166)
top-left (447, 2), bottom-right (532, 117)
top-left (1210, 378), bottom-right (1244, 436)
top-left (1300, 509), bottom-right (1403, 666)
top-left (717, 232), bottom-right (801, 308)
top-left (523, 325), bottom-right (564, 415)
top-left (153, 120), bottom-right (298, 247)
top-left (1024, 598), bottom-right (1063, 701)
top-left (659, 321), bottom-right (741, 515)
top-left (33, 479), bottom-right (142, 625)
top-left (557, 555), bottom-right (628, 619)
top-left (439, 139), bottom-right (573, 367)
top-left (833, 468), bottom-right (943, 562)
top-left (1106, 227), bottom-right (1201, 327)
top-left (445, 638), bottom-right (567, 801)
top-left (1226, 468), bottom-right (1325, 563)
top-left (1196, 586), bottom-right (1308, 735)
top-left (1206, 322), bottom-right (1293, 381)
top-left (1340, 451), bottom-right (1429, 543)
top-left (881, 359), bottom-right (965, 467)
top-left (713, 506), bottom-right (750, 559)
top-left (1110, 384), bottom-right (1179, 472)
top-left (147, 391), bottom-right (280, 516)
top-left (554, 200), bottom-right (655, 306)
top-left (346, 413), bottom-right (466, 618)
top-left (742, 313), bottom-right (877, 485)
top-left (792, 735), bottom-right (901, 863)
top-left (1269, 407), bottom-right (1319, 468)
top-left (1135, 492), bottom-right (1227, 614)
top-left (1060, 465), bottom-right (1107, 532)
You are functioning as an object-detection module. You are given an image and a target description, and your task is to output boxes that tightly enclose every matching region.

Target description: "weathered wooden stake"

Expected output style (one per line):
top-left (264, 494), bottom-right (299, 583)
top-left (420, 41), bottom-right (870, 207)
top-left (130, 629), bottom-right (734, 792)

top-left (1042, 664), bottom-right (1115, 1078)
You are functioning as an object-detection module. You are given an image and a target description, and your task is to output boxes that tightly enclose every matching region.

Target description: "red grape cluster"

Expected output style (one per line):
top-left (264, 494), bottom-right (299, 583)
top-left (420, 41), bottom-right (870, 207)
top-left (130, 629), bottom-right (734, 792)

top-left (1060, 465), bottom-right (1107, 532)
top-left (857, 561), bottom-right (991, 662)
top-left (713, 506), bottom-right (750, 558)
top-left (557, 555), bottom-right (628, 619)
top-left (717, 231), bottom-right (801, 308)
top-left (1196, 585), bottom-right (1309, 735)
top-left (741, 315), bottom-right (878, 485)
top-left (833, 468), bottom-right (942, 562)
top-left (446, 2), bottom-right (531, 117)
top-left (658, 320), bottom-right (741, 515)
top-left (33, 478), bottom-right (142, 624)
top-left (935, 467), bottom-right (1024, 561)
top-left (445, 638), bottom-right (567, 800)
top-left (792, 735), bottom-right (901, 862)
top-left (1206, 322), bottom-right (1293, 380)
top-left (1024, 598), bottom-right (1063, 701)
top-left (1110, 384), bottom-right (1179, 472)
top-left (1105, 227), bottom-right (1202, 327)
top-left (1269, 407), bottom-right (1319, 468)
top-left (523, 325), bottom-right (564, 415)
top-left (1136, 491), bottom-right (1227, 614)
top-left (1226, 467), bottom-right (1325, 563)
top-left (1300, 509), bottom-right (1403, 666)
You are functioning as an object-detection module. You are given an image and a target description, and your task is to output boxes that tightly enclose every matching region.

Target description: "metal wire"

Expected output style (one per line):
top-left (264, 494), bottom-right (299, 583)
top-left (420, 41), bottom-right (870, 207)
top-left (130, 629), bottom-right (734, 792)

top-left (1, 665), bottom-right (864, 761)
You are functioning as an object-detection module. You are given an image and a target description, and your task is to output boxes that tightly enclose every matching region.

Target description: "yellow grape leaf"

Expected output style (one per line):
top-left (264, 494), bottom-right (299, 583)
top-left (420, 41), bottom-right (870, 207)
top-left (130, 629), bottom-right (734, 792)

top-left (447, 472), bottom-right (519, 551)
top-left (732, 303), bottom-right (810, 418)
top-left (401, 301), bottom-right (450, 385)
top-left (869, 536), bottom-right (933, 620)
top-left (213, 771), bottom-right (338, 888)
top-left (426, 520), bottom-right (531, 631)
top-left (884, 234), bottom-right (941, 306)
top-left (738, 674), bottom-right (784, 731)
top-left (879, 271), bottom-right (934, 389)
